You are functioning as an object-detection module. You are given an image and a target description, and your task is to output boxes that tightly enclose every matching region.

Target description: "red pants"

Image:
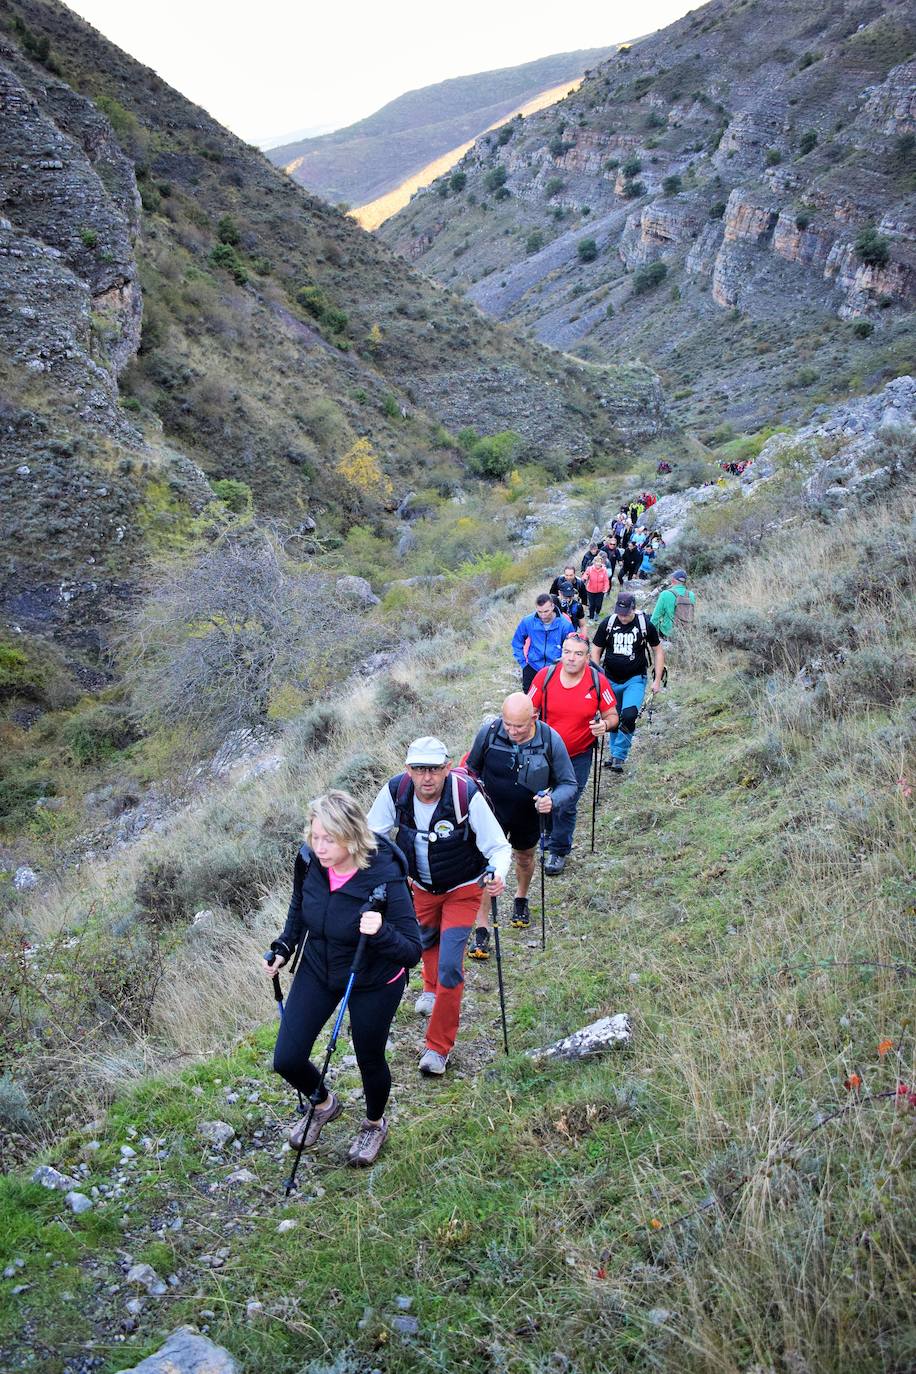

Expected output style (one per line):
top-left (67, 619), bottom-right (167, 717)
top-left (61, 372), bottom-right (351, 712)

top-left (413, 881), bottom-right (480, 1057)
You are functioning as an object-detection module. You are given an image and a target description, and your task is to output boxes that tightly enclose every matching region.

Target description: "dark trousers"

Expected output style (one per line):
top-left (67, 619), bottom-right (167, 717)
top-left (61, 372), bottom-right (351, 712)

top-left (548, 747), bottom-right (594, 855)
top-left (274, 967), bottom-right (405, 1120)
top-left (522, 664), bottom-right (537, 692)
top-left (587, 592), bottom-right (605, 618)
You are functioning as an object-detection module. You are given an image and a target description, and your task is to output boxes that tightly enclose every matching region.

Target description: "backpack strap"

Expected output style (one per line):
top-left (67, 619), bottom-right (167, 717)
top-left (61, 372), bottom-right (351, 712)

top-left (635, 611), bottom-right (655, 678)
top-left (390, 772), bottom-right (413, 822)
top-left (450, 771), bottom-right (475, 827)
top-left (540, 663), bottom-right (559, 722)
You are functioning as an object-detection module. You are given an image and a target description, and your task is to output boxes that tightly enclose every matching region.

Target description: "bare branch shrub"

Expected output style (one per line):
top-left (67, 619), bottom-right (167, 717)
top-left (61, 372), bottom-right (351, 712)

top-left (122, 527), bottom-right (353, 749)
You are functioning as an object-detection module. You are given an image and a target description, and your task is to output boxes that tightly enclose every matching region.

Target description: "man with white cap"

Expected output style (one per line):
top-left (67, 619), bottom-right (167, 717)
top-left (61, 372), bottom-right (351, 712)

top-left (366, 737), bottom-right (510, 1076)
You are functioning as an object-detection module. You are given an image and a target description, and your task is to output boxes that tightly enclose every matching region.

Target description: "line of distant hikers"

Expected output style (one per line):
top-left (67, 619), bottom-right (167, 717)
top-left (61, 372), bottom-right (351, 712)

top-left (260, 515), bottom-right (696, 1167)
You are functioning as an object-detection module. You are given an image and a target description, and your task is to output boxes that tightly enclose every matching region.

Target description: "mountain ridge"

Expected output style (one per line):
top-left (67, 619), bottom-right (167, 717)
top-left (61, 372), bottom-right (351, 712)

top-left (266, 46), bottom-right (614, 209)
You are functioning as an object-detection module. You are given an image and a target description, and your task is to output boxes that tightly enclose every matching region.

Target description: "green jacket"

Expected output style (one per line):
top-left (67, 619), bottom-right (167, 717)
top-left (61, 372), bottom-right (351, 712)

top-left (650, 584), bottom-right (695, 638)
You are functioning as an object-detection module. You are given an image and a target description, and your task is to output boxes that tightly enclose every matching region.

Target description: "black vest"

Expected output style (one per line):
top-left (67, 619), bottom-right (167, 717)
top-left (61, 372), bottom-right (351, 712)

top-left (389, 773), bottom-right (484, 894)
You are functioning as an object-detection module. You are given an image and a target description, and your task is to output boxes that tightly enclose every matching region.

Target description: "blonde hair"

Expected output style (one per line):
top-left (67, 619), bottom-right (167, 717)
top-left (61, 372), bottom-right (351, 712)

top-left (306, 790), bottom-right (378, 870)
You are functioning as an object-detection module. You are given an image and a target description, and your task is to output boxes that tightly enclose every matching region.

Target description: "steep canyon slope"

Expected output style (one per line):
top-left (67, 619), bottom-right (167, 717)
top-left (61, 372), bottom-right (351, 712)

top-left (0, 1), bottom-right (661, 657)
top-left (381, 0), bottom-right (916, 432)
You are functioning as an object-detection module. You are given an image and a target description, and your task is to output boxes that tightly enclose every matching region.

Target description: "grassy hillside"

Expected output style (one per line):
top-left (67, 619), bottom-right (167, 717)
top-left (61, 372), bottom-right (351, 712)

top-left (1, 417), bottom-right (913, 1373)
top-left (381, 0), bottom-right (916, 433)
top-left (266, 48), bottom-right (613, 208)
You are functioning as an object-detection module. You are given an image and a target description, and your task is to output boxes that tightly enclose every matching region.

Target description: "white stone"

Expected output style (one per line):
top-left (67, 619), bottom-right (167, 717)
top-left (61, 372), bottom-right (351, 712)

top-left (31, 1165), bottom-right (77, 1192)
top-left (13, 866), bottom-right (38, 891)
top-left (225, 1168), bottom-right (257, 1186)
top-left (127, 1262), bottom-right (167, 1297)
top-left (16, 465), bottom-right (30, 476)
top-left (197, 1120), bottom-right (235, 1149)
top-left (528, 1014), bottom-right (633, 1061)
top-left (65, 1192), bottom-right (93, 1214)
top-left (115, 1326), bottom-right (239, 1373)
top-left (277, 1219), bottom-right (297, 1233)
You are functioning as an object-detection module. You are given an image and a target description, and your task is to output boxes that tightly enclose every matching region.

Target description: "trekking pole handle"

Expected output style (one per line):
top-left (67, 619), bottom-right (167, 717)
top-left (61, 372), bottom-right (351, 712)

top-left (478, 867), bottom-right (496, 887)
top-left (264, 949), bottom-right (283, 1003)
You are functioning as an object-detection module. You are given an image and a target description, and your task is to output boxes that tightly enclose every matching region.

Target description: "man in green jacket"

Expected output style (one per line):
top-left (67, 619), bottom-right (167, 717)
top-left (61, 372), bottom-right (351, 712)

top-left (650, 569), bottom-right (696, 640)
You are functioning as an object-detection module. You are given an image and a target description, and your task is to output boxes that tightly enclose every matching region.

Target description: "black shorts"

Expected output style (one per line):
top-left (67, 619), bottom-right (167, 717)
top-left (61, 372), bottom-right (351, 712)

top-left (497, 805), bottom-right (540, 852)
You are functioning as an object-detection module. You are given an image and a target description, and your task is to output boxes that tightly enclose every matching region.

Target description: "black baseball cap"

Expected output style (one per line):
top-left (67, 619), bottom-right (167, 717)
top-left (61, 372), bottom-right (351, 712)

top-left (558, 579), bottom-right (575, 596)
top-left (614, 591), bottom-right (636, 613)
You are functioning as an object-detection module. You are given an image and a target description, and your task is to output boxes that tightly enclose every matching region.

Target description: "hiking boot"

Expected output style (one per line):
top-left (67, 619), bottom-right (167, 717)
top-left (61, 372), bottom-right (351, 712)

top-left (544, 852), bottom-right (567, 877)
top-left (288, 1089), bottom-right (342, 1149)
top-left (511, 897), bottom-right (531, 929)
top-left (418, 1049), bottom-right (449, 1076)
top-left (609, 760), bottom-right (625, 774)
top-left (468, 926), bottom-right (490, 960)
top-left (346, 1116), bottom-right (388, 1167)
top-left (414, 990), bottom-right (436, 1015)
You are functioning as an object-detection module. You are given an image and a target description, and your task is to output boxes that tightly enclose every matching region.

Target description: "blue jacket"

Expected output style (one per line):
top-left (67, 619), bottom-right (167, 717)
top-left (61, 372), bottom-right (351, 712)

top-left (511, 611), bottom-right (575, 671)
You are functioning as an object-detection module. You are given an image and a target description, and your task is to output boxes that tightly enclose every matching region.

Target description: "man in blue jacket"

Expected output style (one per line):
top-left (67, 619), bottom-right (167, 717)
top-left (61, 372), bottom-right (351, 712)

top-left (511, 593), bottom-right (576, 691)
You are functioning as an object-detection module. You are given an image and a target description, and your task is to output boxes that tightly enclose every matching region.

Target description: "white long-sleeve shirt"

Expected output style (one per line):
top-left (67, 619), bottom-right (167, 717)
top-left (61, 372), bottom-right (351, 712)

top-left (366, 782), bottom-right (511, 891)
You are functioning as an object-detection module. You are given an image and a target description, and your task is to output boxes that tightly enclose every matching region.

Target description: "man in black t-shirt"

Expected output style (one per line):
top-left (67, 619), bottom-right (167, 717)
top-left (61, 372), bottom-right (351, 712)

top-left (590, 591), bottom-right (665, 774)
top-left (549, 564), bottom-right (588, 603)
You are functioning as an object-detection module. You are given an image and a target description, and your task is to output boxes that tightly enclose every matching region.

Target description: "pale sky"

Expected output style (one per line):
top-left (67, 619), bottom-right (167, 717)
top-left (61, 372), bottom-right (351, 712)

top-left (66, 1), bottom-right (698, 146)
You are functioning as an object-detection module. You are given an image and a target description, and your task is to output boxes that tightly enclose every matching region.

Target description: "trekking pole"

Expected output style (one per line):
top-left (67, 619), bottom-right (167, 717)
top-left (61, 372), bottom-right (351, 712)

top-left (590, 713), bottom-right (600, 854)
top-left (537, 793), bottom-right (548, 952)
top-left (283, 885), bottom-right (384, 1195)
top-left (480, 869), bottom-right (509, 1055)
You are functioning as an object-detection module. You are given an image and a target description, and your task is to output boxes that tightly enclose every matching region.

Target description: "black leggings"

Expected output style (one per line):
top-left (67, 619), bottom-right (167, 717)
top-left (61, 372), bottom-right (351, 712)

top-left (274, 968), bottom-right (406, 1120)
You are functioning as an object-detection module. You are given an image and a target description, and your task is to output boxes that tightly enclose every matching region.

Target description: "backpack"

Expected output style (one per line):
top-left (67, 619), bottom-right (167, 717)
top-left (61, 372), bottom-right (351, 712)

top-left (673, 588), bottom-right (696, 629)
top-left (540, 661), bottom-right (604, 724)
top-left (463, 717), bottom-right (556, 796)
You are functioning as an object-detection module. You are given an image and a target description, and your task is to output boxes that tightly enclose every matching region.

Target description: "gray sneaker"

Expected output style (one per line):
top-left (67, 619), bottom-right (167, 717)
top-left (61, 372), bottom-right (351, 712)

top-left (418, 1048), bottom-right (449, 1076)
top-left (414, 990), bottom-right (436, 1016)
top-left (289, 1089), bottom-right (342, 1148)
top-left (347, 1116), bottom-right (388, 1167)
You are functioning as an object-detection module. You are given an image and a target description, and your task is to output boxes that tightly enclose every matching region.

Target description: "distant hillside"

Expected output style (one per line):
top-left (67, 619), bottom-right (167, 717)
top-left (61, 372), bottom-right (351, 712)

top-left (382, 0), bottom-right (916, 432)
top-left (266, 48), bottom-right (613, 210)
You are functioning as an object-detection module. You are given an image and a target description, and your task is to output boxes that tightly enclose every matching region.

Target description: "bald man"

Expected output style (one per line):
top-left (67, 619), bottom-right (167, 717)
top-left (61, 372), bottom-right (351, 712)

top-left (464, 693), bottom-right (576, 931)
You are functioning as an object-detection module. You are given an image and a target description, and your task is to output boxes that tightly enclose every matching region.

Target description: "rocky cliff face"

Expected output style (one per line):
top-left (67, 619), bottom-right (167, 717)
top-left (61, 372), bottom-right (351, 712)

top-left (382, 0), bottom-right (916, 431)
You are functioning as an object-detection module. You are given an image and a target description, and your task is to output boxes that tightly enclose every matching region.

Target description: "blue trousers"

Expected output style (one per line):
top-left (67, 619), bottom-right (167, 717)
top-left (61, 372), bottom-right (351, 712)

top-left (548, 747), bottom-right (594, 856)
top-left (607, 674), bottom-right (647, 762)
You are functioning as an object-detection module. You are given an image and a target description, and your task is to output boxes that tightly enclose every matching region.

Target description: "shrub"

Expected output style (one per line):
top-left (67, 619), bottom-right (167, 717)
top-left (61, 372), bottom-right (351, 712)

top-left (209, 242), bottom-right (247, 285)
top-left (331, 750), bottom-right (389, 798)
top-left (855, 226), bottom-right (890, 268)
top-left (449, 171), bottom-right (467, 192)
top-left (494, 185), bottom-right (511, 201)
top-left (485, 166), bottom-right (508, 192)
top-left (545, 177), bottom-right (565, 197)
top-left (209, 477), bottom-right (253, 514)
top-left (622, 155), bottom-right (642, 177)
top-left (795, 211), bottom-right (811, 230)
top-left (375, 676), bottom-right (424, 728)
top-left (577, 238), bottom-right (598, 263)
top-left (337, 437), bottom-right (393, 500)
top-left (0, 642), bottom-right (41, 701)
top-left (496, 125), bottom-right (513, 147)
top-left (798, 129), bottom-right (818, 156)
top-left (216, 214), bottom-right (240, 245)
top-left (709, 200), bottom-right (727, 219)
top-left (526, 229), bottom-right (544, 254)
top-left (852, 319), bottom-right (874, 338)
top-left (632, 260), bottom-right (668, 294)
top-left (79, 227), bottom-right (98, 249)
top-left (662, 174), bottom-right (682, 195)
top-left (288, 701), bottom-right (346, 753)
top-left (764, 147), bottom-right (782, 166)
top-left (549, 136), bottom-right (572, 158)
top-left (646, 111), bottom-right (666, 130)
top-left (622, 180), bottom-right (645, 199)
top-left (61, 703), bottom-right (137, 765)
top-left (295, 284), bottom-right (347, 334)
top-left (0, 1075), bottom-right (31, 1136)
top-left (466, 431), bottom-right (523, 479)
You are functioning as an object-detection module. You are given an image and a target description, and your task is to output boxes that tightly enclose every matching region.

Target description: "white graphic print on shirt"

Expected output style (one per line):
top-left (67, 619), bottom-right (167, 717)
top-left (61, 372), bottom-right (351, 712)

top-left (612, 628), bottom-right (638, 661)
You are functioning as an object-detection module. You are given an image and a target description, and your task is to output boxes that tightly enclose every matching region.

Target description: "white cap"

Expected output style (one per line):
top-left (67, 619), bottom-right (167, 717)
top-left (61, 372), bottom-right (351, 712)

top-left (405, 736), bottom-right (451, 766)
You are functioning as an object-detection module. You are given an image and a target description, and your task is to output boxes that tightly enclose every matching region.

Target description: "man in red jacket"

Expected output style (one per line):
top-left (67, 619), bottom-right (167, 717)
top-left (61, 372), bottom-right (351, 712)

top-left (527, 634), bottom-right (618, 875)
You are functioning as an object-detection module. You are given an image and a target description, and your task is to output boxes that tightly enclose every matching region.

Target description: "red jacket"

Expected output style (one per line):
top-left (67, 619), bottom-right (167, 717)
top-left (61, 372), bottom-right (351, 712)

top-left (584, 563), bottom-right (610, 593)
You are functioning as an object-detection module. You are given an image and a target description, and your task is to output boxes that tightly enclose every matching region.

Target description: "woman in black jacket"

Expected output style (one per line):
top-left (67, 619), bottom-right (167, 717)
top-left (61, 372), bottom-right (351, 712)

top-left (263, 790), bottom-right (421, 1166)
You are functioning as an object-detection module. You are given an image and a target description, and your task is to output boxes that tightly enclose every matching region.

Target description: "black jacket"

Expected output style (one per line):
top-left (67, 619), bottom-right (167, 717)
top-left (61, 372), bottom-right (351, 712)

top-left (275, 836), bottom-right (421, 990)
